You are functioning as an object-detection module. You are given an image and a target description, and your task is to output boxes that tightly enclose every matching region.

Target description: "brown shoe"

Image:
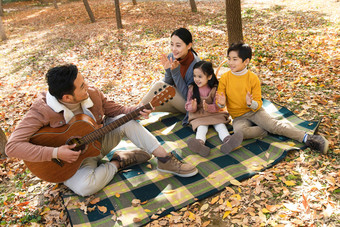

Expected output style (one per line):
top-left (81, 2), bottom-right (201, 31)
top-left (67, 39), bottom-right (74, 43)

top-left (186, 138), bottom-right (210, 157)
top-left (111, 149), bottom-right (151, 170)
top-left (220, 132), bottom-right (243, 154)
top-left (157, 153), bottom-right (198, 177)
top-left (305, 134), bottom-right (329, 154)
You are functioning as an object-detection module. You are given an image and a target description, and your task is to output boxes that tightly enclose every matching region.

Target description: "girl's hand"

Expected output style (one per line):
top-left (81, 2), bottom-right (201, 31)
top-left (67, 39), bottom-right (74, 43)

top-left (203, 100), bottom-right (208, 111)
top-left (191, 98), bottom-right (197, 111)
top-left (216, 91), bottom-right (226, 107)
top-left (246, 92), bottom-right (253, 106)
top-left (160, 54), bottom-right (171, 70)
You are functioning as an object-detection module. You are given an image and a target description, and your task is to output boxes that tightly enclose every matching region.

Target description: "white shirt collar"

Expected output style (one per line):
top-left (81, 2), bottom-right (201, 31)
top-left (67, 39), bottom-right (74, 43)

top-left (46, 92), bottom-right (94, 123)
top-left (231, 67), bottom-right (248, 76)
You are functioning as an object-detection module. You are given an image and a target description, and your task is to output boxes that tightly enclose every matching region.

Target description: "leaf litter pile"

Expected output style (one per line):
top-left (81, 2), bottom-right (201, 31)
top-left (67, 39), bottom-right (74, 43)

top-left (0, 0), bottom-right (339, 226)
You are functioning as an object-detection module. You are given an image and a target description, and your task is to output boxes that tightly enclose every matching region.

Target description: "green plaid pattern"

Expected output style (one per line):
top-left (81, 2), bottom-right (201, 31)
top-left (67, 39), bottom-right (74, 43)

top-left (63, 99), bottom-right (318, 226)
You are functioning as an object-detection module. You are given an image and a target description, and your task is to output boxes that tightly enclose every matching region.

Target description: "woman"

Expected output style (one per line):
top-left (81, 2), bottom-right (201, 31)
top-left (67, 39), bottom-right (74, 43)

top-left (141, 27), bottom-right (200, 125)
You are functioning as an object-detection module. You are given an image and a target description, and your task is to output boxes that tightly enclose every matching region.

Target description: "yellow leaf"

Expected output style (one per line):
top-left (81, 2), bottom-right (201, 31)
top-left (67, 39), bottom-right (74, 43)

top-left (223, 210), bottom-right (231, 219)
top-left (210, 196), bottom-right (219, 205)
top-left (144, 209), bottom-right (151, 212)
top-left (284, 180), bottom-right (296, 186)
top-left (226, 200), bottom-right (232, 208)
top-left (188, 211), bottom-right (195, 220)
top-left (230, 194), bottom-right (241, 200)
top-left (262, 208), bottom-right (270, 213)
top-left (115, 193), bottom-right (120, 198)
top-left (230, 179), bottom-right (242, 186)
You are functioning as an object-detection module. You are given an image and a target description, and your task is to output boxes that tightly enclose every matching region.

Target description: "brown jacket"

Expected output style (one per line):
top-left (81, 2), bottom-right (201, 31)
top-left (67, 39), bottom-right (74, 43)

top-left (5, 86), bottom-right (136, 162)
top-left (187, 86), bottom-right (230, 131)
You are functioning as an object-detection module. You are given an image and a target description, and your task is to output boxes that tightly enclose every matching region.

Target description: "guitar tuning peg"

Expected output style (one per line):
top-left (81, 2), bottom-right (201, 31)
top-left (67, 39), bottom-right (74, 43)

top-left (158, 88), bottom-right (162, 92)
top-left (154, 91), bottom-right (157, 95)
top-left (163, 85), bottom-right (167, 88)
top-left (161, 103), bottom-right (164, 106)
top-left (170, 97), bottom-right (173, 100)
top-left (165, 100), bottom-right (169, 103)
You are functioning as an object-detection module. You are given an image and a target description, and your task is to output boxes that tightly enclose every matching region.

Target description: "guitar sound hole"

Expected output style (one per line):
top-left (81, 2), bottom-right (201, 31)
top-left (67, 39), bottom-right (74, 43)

top-left (67, 137), bottom-right (86, 152)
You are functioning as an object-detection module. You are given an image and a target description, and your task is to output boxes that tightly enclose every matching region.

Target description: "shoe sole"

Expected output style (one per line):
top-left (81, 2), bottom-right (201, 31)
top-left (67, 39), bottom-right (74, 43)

top-left (320, 135), bottom-right (329, 154)
top-left (157, 167), bottom-right (198, 177)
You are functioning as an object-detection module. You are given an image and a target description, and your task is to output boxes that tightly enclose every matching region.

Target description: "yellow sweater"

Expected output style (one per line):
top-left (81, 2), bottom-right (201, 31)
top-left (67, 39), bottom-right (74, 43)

top-left (217, 70), bottom-right (262, 118)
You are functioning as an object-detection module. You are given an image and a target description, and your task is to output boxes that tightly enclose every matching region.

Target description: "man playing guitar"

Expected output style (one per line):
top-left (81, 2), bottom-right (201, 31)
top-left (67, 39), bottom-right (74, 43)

top-left (6, 64), bottom-right (198, 196)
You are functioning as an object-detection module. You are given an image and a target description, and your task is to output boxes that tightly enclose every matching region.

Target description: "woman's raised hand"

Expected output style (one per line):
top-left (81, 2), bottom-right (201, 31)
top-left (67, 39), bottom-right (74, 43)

top-left (160, 54), bottom-right (171, 70)
top-left (160, 54), bottom-right (179, 70)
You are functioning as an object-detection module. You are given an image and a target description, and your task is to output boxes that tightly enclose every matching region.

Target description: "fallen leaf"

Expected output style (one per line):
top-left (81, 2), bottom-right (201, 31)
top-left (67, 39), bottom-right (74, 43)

top-left (90, 197), bottom-right (100, 205)
top-left (97, 205), bottom-right (107, 213)
top-left (230, 179), bottom-right (242, 186)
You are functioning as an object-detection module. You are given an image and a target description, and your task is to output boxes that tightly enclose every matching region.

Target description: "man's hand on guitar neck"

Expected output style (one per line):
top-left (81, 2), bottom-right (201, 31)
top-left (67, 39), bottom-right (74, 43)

top-left (57, 144), bottom-right (80, 163)
top-left (138, 103), bottom-right (154, 120)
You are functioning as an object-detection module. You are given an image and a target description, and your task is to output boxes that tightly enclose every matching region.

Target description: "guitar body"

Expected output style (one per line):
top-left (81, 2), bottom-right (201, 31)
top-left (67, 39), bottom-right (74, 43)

top-left (25, 114), bottom-right (101, 183)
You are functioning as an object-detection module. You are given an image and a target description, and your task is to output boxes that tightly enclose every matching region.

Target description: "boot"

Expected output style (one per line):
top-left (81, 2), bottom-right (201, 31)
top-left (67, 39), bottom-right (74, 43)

top-left (305, 134), bottom-right (329, 154)
top-left (220, 132), bottom-right (243, 154)
top-left (186, 138), bottom-right (210, 157)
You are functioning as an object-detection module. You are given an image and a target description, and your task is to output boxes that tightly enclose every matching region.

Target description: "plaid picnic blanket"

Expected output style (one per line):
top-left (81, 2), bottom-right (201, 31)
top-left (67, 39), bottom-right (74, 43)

top-left (63, 99), bottom-right (319, 226)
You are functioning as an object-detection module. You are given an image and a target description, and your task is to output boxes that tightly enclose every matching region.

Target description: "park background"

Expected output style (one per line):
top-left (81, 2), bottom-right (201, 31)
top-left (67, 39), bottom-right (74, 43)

top-left (0, 0), bottom-right (339, 226)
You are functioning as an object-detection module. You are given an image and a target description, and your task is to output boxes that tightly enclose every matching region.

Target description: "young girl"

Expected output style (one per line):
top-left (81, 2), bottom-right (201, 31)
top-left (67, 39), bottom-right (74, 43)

top-left (141, 28), bottom-right (201, 125)
top-left (185, 61), bottom-right (243, 157)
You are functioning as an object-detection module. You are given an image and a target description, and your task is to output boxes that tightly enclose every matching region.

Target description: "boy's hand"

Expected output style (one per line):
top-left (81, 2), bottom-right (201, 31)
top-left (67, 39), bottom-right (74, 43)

top-left (216, 91), bottom-right (226, 107)
top-left (246, 92), bottom-right (253, 106)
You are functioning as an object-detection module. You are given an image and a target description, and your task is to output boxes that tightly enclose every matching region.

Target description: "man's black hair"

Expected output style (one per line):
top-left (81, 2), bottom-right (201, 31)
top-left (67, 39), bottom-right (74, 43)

top-left (46, 64), bottom-right (78, 100)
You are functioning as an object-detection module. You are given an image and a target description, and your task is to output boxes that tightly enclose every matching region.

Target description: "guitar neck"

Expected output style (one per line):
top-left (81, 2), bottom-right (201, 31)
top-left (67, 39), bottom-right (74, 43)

top-left (81, 103), bottom-right (151, 144)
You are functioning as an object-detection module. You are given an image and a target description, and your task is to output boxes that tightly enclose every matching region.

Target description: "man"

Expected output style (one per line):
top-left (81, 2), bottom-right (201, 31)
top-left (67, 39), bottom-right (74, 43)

top-left (6, 64), bottom-right (198, 196)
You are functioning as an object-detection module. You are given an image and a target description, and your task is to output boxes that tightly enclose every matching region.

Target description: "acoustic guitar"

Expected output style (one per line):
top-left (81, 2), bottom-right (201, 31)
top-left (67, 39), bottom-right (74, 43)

top-left (25, 86), bottom-right (176, 183)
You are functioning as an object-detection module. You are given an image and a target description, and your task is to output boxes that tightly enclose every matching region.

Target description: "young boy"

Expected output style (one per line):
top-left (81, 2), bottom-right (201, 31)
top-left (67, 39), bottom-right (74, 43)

top-left (216, 42), bottom-right (329, 154)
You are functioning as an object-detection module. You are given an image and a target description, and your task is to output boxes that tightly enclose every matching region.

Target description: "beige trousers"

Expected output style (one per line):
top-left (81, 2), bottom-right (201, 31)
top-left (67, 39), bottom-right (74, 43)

top-left (64, 115), bottom-right (160, 196)
top-left (233, 108), bottom-right (305, 142)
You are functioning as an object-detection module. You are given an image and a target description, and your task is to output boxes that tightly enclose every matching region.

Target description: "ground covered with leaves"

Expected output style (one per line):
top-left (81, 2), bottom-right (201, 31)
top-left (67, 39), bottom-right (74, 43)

top-left (0, 0), bottom-right (339, 226)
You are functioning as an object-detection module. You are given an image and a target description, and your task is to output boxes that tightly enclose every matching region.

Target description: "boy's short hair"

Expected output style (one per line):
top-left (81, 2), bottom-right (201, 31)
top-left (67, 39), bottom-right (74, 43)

top-left (227, 42), bottom-right (252, 62)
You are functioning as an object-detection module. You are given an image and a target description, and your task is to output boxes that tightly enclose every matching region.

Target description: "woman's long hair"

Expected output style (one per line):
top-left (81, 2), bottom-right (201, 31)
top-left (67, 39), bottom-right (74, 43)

top-left (191, 61), bottom-right (218, 105)
top-left (171, 28), bottom-right (198, 56)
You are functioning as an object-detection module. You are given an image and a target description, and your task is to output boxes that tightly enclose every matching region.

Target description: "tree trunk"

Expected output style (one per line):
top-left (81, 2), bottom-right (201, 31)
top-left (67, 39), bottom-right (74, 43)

top-left (0, 0), bottom-right (4, 17)
top-left (189, 0), bottom-right (197, 12)
top-left (0, 16), bottom-right (7, 41)
top-left (53, 0), bottom-right (58, 9)
top-left (0, 128), bottom-right (7, 158)
top-left (114, 0), bottom-right (123, 29)
top-left (225, 0), bottom-right (243, 45)
top-left (132, 0), bottom-right (137, 5)
top-left (83, 0), bottom-right (95, 23)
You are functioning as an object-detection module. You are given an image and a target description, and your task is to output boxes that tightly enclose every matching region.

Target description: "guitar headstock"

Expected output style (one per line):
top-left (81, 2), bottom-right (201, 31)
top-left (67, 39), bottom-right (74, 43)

top-left (150, 86), bottom-right (176, 108)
